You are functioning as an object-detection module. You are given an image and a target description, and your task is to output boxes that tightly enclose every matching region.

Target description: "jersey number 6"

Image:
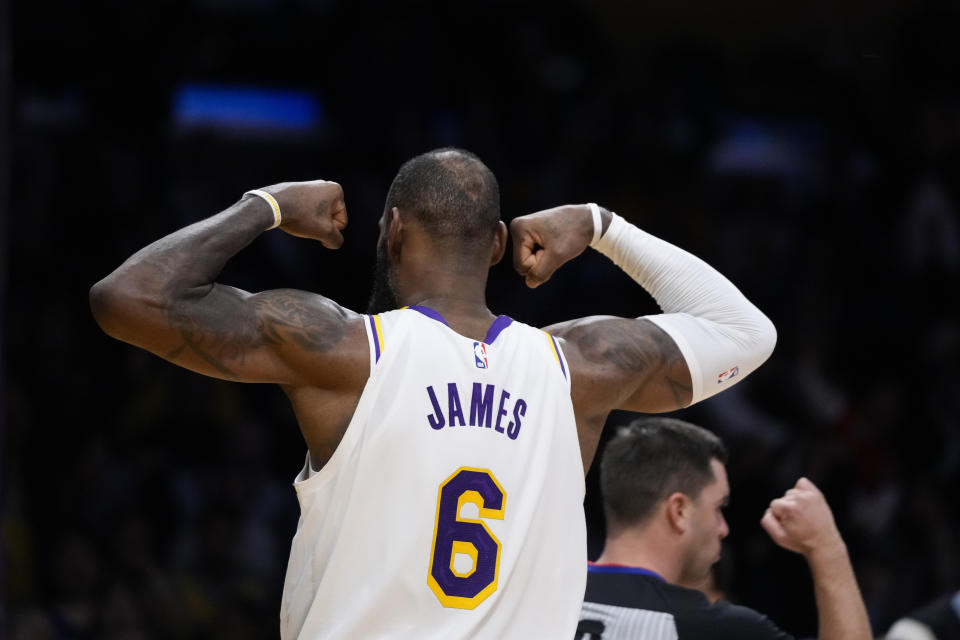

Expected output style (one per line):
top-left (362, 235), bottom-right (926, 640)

top-left (427, 467), bottom-right (506, 609)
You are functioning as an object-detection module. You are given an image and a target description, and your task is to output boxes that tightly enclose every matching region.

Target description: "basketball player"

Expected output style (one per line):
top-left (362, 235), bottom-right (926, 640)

top-left (90, 148), bottom-right (776, 638)
top-left (578, 417), bottom-right (872, 640)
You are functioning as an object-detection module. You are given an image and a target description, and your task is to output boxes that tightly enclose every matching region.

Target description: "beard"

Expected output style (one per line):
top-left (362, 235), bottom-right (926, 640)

top-left (366, 240), bottom-right (400, 314)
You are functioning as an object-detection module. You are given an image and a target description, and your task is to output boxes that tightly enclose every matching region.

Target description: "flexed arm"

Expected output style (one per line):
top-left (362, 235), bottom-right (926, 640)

top-left (90, 181), bottom-right (367, 388)
top-left (511, 204), bottom-right (775, 462)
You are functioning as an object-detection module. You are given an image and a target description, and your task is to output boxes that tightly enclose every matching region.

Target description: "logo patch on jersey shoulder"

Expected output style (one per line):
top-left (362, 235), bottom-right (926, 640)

top-left (473, 342), bottom-right (489, 369)
top-left (717, 366), bottom-right (739, 384)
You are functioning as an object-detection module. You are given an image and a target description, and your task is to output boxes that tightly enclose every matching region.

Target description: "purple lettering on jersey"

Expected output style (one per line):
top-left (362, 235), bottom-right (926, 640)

top-left (494, 390), bottom-right (510, 433)
top-left (507, 399), bottom-right (526, 440)
top-left (470, 383), bottom-right (495, 428)
top-left (426, 386), bottom-right (445, 429)
top-left (447, 383), bottom-right (465, 427)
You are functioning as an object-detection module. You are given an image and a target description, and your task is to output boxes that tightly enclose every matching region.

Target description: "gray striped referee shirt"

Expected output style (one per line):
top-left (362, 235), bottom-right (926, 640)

top-left (576, 564), bottom-right (794, 640)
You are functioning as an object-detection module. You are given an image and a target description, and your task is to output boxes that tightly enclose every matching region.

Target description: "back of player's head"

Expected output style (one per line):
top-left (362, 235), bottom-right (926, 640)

top-left (384, 148), bottom-right (501, 248)
top-left (600, 417), bottom-right (728, 532)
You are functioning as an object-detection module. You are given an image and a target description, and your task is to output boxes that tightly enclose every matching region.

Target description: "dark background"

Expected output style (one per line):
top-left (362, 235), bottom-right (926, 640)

top-left (4, 0), bottom-right (960, 638)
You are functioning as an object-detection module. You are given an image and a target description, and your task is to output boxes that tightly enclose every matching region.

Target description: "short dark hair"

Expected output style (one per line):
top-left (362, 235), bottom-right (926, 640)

top-left (600, 417), bottom-right (728, 532)
top-left (384, 148), bottom-right (500, 244)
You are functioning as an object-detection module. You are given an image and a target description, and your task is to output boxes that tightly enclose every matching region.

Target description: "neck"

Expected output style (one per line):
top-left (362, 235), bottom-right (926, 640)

top-left (411, 295), bottom-right (493, 319)
top-left (398, 252), bottom-right (493, 321)
top-left (595, 526), bottom-right (684, 584)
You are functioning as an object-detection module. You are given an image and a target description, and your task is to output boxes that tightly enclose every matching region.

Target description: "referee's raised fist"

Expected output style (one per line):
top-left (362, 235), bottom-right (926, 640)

top-left (760, 477), bottom-right (843, 559)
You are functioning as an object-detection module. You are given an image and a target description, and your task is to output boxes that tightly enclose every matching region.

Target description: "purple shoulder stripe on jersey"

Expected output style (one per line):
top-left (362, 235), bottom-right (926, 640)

top-left (408, 305), bottom-right (449, 326)
top-left (550, 334), bottom-right (567, 379)
top-left (408, 305), bottom-right (512, 345)
top-left (367, 315), bottom-right (381, 362)
top-left (483, 316), bottom-right (513, 345)
top-left (587, 563), bottom-right (666, 581)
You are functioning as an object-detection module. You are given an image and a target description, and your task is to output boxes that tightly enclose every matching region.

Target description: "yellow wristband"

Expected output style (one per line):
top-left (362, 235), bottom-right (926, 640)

top-left (244, 189), bottom-right (282, 230)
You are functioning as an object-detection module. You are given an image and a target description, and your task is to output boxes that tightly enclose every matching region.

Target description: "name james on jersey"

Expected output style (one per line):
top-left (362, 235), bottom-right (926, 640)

top-left (425, 382), bottom-right (528, 440)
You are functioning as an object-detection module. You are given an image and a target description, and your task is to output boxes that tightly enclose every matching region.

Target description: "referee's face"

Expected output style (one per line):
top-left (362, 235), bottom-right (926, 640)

top-left (684, 459), bottom-right (730, 582)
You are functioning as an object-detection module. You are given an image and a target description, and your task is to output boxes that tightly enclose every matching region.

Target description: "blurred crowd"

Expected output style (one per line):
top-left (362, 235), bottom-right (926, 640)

top-left (4, 0), bottom-right (960, 637)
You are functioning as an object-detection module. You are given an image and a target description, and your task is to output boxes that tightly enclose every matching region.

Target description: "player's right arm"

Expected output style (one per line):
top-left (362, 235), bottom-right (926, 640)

top-left (89, 180), bottom-right (368, 390)
top-left (510, 204), bottom-right (776, 466)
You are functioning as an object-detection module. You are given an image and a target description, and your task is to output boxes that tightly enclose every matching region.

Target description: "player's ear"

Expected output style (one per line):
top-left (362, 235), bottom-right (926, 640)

top-left (489, 221), bottom-right (508, 266)
top-left (665, 492), bottom-right (691, 534)
top-left (386, 207), bottom-right (404, 260)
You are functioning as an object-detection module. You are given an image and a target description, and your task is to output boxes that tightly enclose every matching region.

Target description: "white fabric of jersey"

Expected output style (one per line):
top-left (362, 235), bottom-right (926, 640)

top-left (280, 307), bottom-right (586, 639)
top-left (591, 213), bottom-right (777, 404)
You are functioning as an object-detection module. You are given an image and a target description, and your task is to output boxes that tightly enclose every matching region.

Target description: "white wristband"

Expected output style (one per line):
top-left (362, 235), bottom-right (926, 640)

top-left (245, 189), bottom-right (282, 230)
top-left (587, 202), bottom-right (603, 246)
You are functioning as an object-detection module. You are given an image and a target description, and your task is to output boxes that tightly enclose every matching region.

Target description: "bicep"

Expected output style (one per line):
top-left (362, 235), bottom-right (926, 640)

top-left (549, 316), bottom-right (693, 416)
top-left (161, 285), bottom-right (365, 386)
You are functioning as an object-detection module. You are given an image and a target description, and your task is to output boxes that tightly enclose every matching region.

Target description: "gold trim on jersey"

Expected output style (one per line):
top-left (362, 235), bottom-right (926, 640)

top-left (373, 314), bottom-right (385, 354)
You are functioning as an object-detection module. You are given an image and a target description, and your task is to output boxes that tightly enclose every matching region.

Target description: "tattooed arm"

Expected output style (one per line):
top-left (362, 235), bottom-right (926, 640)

top-left (89, 180), bottom-right (367, 390)
top-left (510, 204), bottom-right (774, 469)
top-left (545, 316), bottom-right (692, 470)
top-left (548, 316), bottom-right (691, 412)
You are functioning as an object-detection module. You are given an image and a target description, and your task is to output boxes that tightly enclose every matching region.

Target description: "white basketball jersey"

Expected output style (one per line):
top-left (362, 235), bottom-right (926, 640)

top-left (280, 306), bottom-right (586, 639)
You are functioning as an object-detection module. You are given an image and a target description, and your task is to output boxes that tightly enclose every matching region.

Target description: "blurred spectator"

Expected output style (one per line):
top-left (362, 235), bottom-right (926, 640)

top-left (885, 591), bottom-right (960, 640)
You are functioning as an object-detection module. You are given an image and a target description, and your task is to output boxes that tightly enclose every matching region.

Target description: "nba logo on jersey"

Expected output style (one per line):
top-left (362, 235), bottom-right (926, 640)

top-left (473, 342), bottom-right (488, 369)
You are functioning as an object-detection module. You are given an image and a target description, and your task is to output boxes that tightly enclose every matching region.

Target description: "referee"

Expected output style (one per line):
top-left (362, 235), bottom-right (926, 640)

top-left (577, 417), bottom-right (872, 640)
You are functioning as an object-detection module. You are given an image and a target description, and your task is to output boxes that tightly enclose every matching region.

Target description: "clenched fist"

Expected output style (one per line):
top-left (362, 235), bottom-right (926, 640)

top-left (760, 477), bottom-right (844, 559)
top-left (250, 180), bottom-right (348, 249)
top-left (510, 204), bottom-right (606, 288)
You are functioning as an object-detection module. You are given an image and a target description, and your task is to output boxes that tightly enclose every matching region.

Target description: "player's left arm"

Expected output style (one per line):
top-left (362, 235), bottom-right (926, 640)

top-left (512, 204), bottom-right (775, 456)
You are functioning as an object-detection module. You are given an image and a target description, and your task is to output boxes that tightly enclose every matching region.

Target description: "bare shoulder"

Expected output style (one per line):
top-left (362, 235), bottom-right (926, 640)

top-left (545, 315), bottom-right (692, 414)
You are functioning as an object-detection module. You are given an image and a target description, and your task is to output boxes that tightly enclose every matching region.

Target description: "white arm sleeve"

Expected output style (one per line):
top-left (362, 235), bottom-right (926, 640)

top-left (591, 212), bottom-right (777, 405)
